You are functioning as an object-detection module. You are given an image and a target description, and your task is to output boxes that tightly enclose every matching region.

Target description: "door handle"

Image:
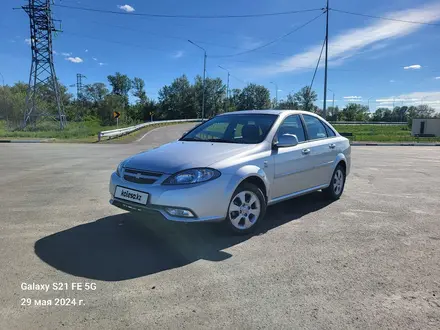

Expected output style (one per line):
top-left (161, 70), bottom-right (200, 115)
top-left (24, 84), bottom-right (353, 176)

top-left (302, 148), bottom-right (311, 155)
top-left (329, 144), bottom-right (336, 149)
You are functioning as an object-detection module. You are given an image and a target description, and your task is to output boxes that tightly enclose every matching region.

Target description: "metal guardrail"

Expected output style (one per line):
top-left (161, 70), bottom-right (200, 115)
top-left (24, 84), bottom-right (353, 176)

top-left (98, 119), bottom-right (202, 141)
top-left (329, 121), bottom-right (407, 125)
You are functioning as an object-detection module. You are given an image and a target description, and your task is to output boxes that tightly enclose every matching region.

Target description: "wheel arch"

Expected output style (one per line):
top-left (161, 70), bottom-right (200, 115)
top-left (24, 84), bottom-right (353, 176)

top-left (228, 165), bottom-right (270, 203)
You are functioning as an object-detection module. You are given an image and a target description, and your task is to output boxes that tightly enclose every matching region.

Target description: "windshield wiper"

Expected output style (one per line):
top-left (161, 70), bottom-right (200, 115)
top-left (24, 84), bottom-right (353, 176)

top-left (180, 137), bottom-right (204, 142)
top-left (205, 138), bottom-right (236, 143)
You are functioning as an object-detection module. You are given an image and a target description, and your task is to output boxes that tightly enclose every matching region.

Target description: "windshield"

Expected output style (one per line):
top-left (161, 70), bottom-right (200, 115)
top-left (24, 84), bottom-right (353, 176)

top-left (180, 114), bottom-right (278, 144)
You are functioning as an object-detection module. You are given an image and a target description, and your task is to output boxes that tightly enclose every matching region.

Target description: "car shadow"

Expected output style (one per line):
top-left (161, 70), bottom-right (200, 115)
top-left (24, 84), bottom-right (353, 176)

top-left (34, 192), bottom-right (334, 281)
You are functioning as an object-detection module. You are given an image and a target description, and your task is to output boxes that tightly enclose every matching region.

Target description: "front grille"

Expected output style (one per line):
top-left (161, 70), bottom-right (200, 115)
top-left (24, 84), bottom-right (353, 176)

top-left (123, 168), bottom-right (163, 184)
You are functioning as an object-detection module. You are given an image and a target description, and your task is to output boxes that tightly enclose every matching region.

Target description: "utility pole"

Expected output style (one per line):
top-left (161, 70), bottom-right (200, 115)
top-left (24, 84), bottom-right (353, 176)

top-left (270, 81), bottom-right (278, 108)
top-left (323, 0), bottom-right (329, 119)
top-left (21, 0), bottom-right (66, 129)
top-left (76, 73), bottom-right (86, 100)
top-left (218, 66), bottom-right (230, 112)
top-left (188, 40), bottom-right (207, 119)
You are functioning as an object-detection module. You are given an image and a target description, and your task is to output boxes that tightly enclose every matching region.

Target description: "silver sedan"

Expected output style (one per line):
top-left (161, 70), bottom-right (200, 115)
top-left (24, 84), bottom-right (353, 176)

top-left (109, 110), bottom-right (351, 234)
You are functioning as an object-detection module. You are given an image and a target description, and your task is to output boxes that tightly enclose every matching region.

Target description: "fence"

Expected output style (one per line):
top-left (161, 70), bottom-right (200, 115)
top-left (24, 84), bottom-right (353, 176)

top-left (98, 119), bottom-right (202, 141)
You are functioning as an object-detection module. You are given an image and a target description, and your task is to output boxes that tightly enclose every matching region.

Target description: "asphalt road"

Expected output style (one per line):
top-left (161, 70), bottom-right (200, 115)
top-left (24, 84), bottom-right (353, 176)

top-left (1, 123), bottom-right (439, 329)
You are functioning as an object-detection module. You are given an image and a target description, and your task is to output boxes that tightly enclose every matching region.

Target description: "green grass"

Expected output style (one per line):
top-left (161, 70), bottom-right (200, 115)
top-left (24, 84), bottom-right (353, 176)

top-left (0, 119), bottom-right (199, 143)
top-left (333, 124), bottom-right (440, 142)
top-left (0, 119), bottom-right (122, 141)
top-left (2, 120), bottom-right (439, 143)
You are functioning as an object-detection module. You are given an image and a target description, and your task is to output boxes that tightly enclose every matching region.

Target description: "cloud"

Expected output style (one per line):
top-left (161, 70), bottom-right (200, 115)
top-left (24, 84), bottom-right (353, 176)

top-left (85, 49), bottom-right (89, 53)
top-left (53, 50), bottom-right (58, 55)
top-left (24, 38), bottom-right (31, 45)
top-left (61, 52), bottom-right (72, 56)
top-left (404, 64), bottom-right (421, 70)
top-left (255, 2), bottom-right (440, 75)
top-left (240, 36), bottom-right (263, 50)
top-left (435, 77), bottom-right (440, 80)
top-left (343, 96), bottom-right (362, 99)
top-left (92, 57), bottom-right (98, 61)
top-left (390, 80), bottom-right (396, 83)
top-left (378, 91), bottom-right (440, 110)
top-left (98, 62), bottom-right (107, 66)
top-left (65, 57), bottom-right (83, 63)
top-left (117, 4), bottom-right (135, 12)
top-left (172, 50), bottom-right (184, 59)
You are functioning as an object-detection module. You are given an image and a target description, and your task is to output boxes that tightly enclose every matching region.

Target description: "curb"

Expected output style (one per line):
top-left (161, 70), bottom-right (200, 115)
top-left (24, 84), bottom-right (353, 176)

top-left (351, 143), bottom-right (440, 146)
top-left (0, 139), bottom-right (54, 143)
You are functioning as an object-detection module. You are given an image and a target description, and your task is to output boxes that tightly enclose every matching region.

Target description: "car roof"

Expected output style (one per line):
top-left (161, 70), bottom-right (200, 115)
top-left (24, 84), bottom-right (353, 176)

top-left (218, 109), bottom-right (307, 116)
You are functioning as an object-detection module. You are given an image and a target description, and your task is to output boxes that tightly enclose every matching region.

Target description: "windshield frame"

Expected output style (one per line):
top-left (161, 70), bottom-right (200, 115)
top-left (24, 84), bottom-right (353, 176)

top-left (179, 113), bottom-right (279, 144)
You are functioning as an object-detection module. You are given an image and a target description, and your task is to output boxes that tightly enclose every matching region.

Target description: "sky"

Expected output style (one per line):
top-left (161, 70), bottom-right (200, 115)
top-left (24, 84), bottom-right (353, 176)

top-left (1, 0), bottom-right (440, 111)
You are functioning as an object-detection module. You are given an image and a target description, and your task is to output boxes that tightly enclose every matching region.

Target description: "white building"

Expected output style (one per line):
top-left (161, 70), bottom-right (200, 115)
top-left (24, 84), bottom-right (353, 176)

top-left (412, 119), bottom-right (440, 137)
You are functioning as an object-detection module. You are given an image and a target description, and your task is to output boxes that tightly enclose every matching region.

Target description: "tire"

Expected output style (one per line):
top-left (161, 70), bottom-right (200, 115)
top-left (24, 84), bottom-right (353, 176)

top-left (224, 182), bottom-right (267, 235)
top-left (323, 164), bottom-right (346, 200)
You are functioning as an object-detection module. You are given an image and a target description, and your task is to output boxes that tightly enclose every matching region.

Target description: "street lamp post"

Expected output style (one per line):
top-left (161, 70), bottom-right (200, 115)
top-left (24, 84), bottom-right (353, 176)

top-left (328, 88), bottom-right (335, 109)
top-left (270, 81), bottom-right (278, 108)
top-left (367, 97), bottom-right (374, 112)
top-left (188, 40), bottom-right (207, 119)
top-left (218, 66), bottom-right (230, 112)
top-left (0, 72), bottom-right (5, 122)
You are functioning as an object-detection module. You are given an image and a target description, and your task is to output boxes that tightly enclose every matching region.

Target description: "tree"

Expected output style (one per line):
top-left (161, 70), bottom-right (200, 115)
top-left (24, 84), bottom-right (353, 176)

top-left (84, 83), bottom-right (109, 104)
top-left (341, 103), bottom-right (369, 121)
top-left (277, 93), bottom-right (300, 110)
top-left (193, 76), bottom-right (226, 117)
top-left (132, 77), bottom-right (147, 104)
top-left (98, 94), bottom-right (126, 125)
top-left (293, 86), bottom-right (317, 112)
top-left (107, 72), bottom-right (132, 96)
top-left (158, 75), bottom-right (197, 119)
top-left (237, 83), bottom-right (270, 110)
top-left (326, 106), bottom-right (340, 121)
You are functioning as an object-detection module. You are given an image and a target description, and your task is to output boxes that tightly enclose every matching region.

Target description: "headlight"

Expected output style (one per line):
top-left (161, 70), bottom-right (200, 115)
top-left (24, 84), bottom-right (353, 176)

top-left (162, 168), bottom-right (221, 185)
top-left (116, 161), bottom-right (125, 177)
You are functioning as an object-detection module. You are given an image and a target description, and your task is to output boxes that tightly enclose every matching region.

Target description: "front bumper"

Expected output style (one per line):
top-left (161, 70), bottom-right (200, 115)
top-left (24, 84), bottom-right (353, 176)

top-left (109, 171), bottom-right (232, 223)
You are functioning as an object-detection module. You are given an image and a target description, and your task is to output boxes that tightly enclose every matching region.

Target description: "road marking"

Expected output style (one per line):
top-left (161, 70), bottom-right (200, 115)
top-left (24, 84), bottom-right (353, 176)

top-left (136, 127), bottom-right (162, 142)
top-left (350, 209), bottom-right (388, 214)
top-left (358, 192), bottom-right (415, 199)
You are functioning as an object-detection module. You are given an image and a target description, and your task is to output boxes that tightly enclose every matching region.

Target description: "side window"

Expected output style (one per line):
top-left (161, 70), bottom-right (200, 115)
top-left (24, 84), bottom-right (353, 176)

top-left (276, 115), bottom-right (306, 143)
top-left (303, 115), bottom-right (328, 140)
top-left (323, 122), bottom-right (336, 137)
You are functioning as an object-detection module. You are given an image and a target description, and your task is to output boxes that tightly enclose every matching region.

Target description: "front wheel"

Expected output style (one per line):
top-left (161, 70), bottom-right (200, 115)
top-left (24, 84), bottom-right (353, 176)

top-left (225, 183), bottom-right (267, 235)
top-left (323, 164), bottom-right (346, 200)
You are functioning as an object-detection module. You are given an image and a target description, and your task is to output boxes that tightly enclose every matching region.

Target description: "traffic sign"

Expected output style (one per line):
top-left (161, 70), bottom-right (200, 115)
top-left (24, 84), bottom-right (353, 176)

top-left (113, 111), bottom-right (120, 119)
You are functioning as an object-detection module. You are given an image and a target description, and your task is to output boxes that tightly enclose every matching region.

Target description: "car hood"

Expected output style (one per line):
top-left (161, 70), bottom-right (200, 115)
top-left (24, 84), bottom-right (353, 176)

top-left (124, 141), bottom-right (254, 174)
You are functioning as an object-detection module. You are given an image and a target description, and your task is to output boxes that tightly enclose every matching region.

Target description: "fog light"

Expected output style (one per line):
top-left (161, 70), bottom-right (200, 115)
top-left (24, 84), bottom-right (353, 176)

top-left (165, 207), bottom-right (195, 218)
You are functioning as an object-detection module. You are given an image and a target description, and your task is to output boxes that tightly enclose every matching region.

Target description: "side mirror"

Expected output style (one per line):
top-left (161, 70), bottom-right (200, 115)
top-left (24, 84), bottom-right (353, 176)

top-left (274, 134), bottom-right (299, 148)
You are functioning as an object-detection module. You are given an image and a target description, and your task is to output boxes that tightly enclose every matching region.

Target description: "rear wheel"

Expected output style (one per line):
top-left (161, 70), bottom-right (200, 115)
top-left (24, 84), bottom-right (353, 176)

top-left (225, 183), bottom-right (267, 235)
top-left (323, 164), bottom-right (346, 200)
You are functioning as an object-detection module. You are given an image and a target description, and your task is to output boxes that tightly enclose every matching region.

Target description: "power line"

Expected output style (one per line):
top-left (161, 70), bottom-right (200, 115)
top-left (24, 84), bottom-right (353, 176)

top-left (309, 37), bottom-right (326, 91)
top-left (79, 20), bottom-right (289, 57)
top-left (54, 4), bottom-right (324, 19)
top-left (330, 8), bottom-right (440, 27)
top-left (211, 11), bottom-right (325, 58)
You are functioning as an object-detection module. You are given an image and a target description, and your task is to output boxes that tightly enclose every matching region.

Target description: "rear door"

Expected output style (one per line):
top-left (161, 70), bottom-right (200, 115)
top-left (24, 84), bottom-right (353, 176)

top-left (301, 114), bottom-right (336, 187)
top-left (271, 115), bottom-right (314, 199)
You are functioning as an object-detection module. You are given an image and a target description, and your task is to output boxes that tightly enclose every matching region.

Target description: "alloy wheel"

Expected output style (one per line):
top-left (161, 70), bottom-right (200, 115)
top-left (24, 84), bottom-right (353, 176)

top-left (228, 190), bottom-right (261, 230)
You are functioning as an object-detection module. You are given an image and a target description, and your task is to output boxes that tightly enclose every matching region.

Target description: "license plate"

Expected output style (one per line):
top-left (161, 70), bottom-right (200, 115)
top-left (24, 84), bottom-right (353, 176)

top-left (115, 186), bottom-right (149, 205)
